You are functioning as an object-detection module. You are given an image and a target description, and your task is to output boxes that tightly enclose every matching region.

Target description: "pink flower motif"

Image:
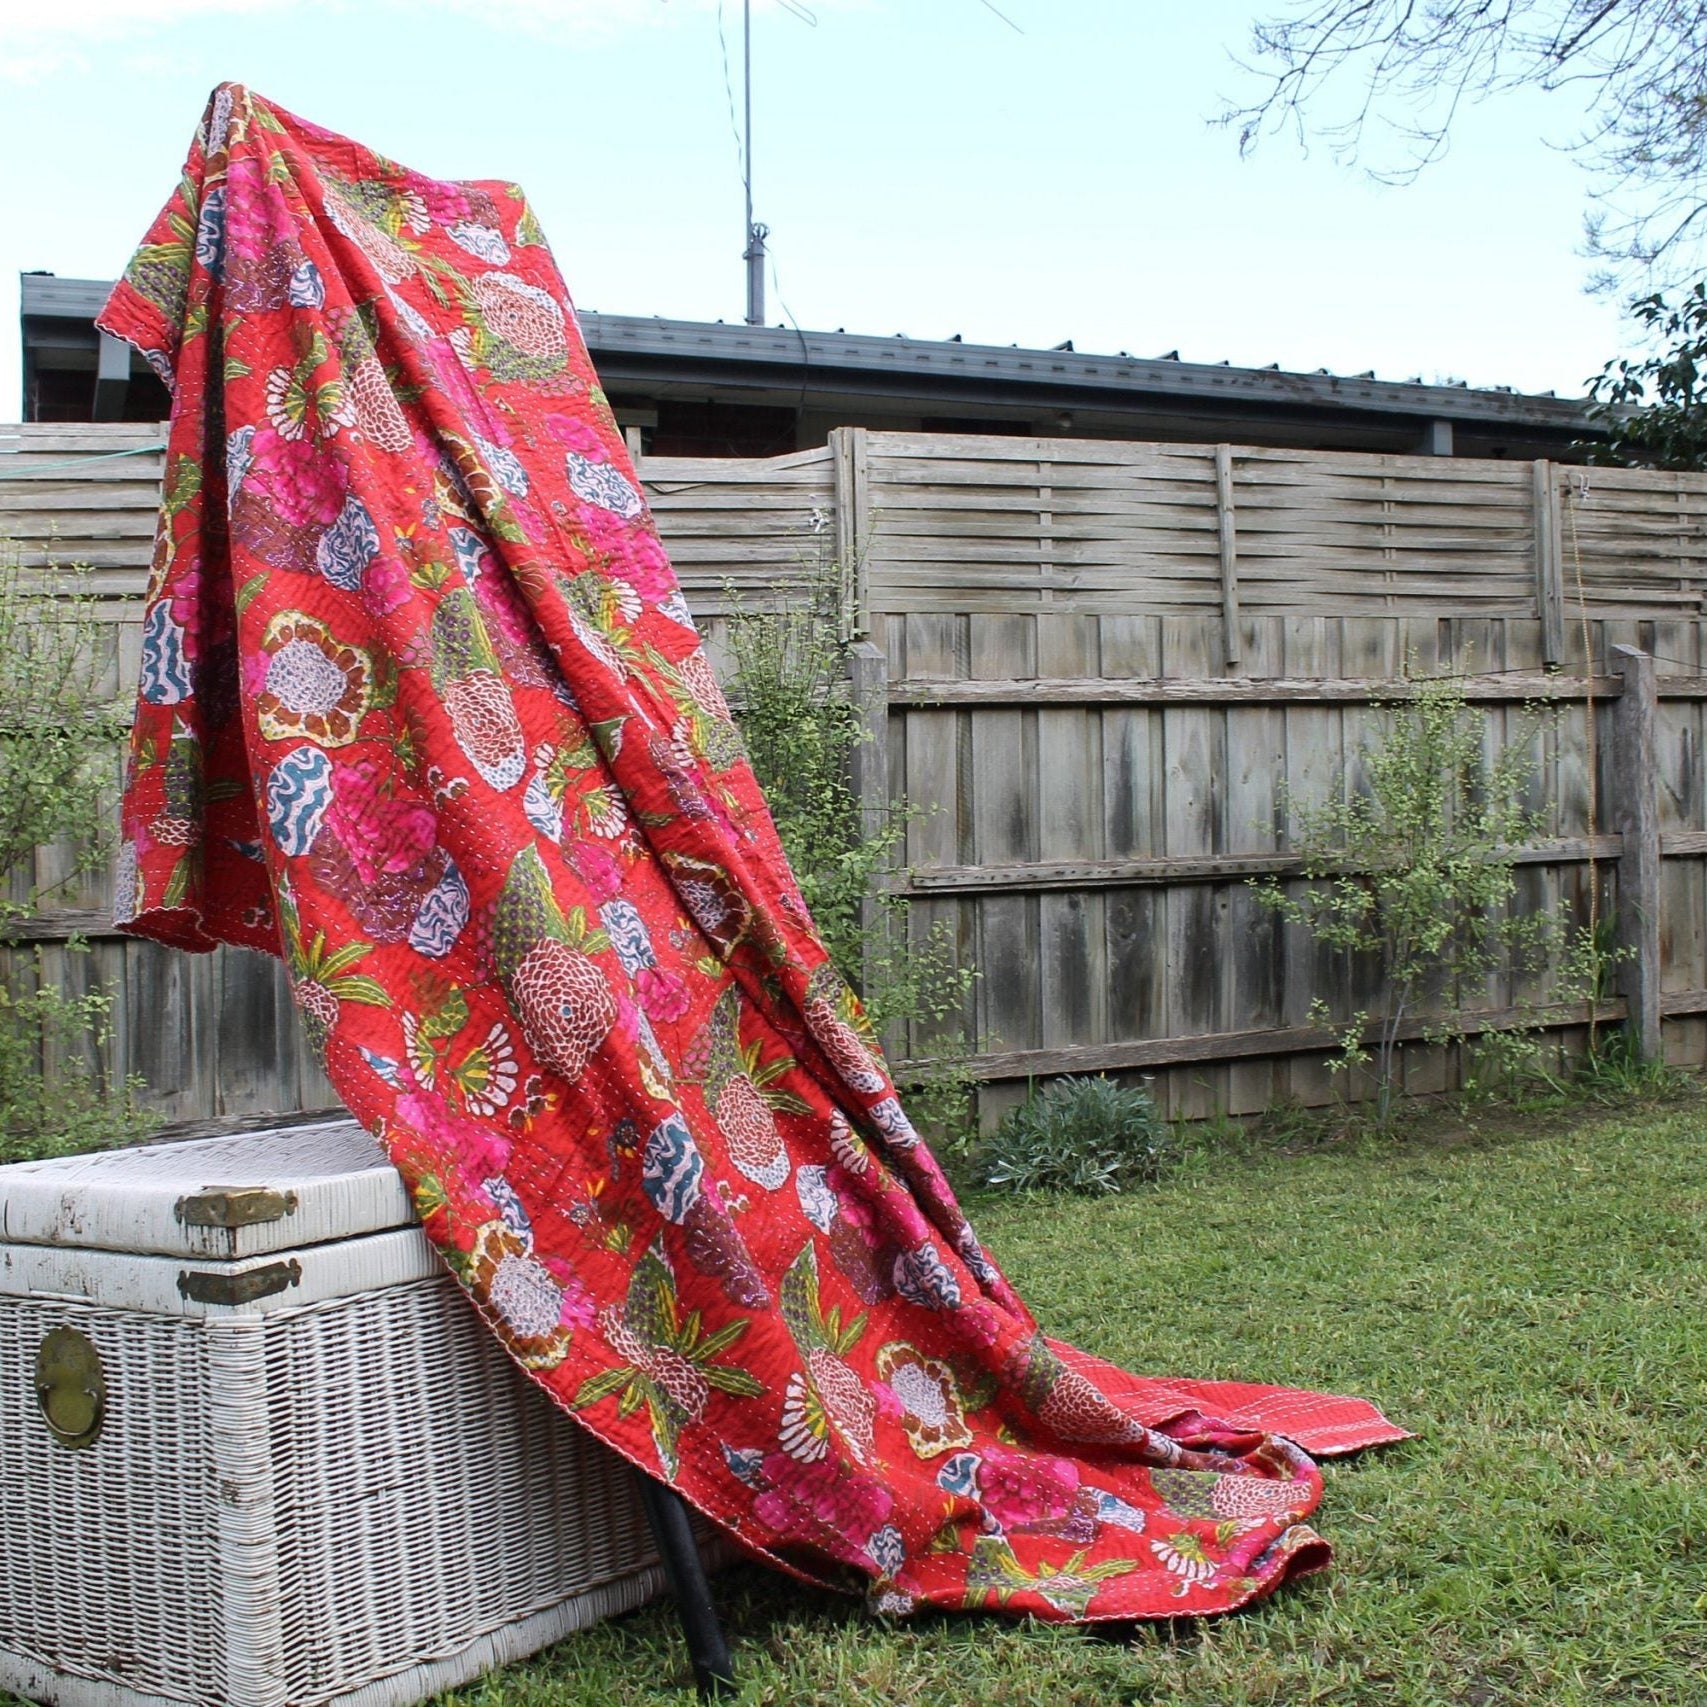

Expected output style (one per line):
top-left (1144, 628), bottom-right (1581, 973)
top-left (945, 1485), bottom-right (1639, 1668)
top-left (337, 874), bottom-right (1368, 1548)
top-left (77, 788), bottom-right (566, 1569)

top-left (474, 563), bottom-right (539, 652)
top-left (427, 340), bottom-right (489, 422)
top-left (241, 647), bottom-right (270, 699)
top-left (975, 1444), bottom-right (1080, 1529)
top-left (413, 177), bottom-right (473, 225)
top-left (544, 1258), bottom-right (597, 1330)
top-left (827, 1164), bottom-right (881, 1241)
top-left (635, 965), bottom-right (692, 1023)
top-left (580, 505), bottom-right (672, 601)
top-left (394, 1087), bottom-right (513, 1180)
top-left (224, 156), bottom-right (297, 260)
top-left (247, 426), bottom-right (345, 527)
top-left (166, 567), bottom-right (234, 661)
top-left (884, 1191), bottom-right (935, 1250)
top-left (544, 412), bottom-right (607, 457)
top-left (361, 555), bottom-right (412, 617)
top-left (167, 569), bottom-right (201, 632)
top-left (325, 758), bottom-right (438, 884)
top-left (956, 1300), bottom-right (1005, 1350)
top-left (569, 840), bottom-right (624, 903)
top-left (752, 1453), bottom-right (894, 1554)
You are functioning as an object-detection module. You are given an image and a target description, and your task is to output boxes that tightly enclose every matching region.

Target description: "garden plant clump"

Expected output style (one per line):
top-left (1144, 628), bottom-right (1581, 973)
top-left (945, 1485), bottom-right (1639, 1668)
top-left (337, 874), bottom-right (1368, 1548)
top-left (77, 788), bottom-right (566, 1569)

top-left (725, 554), bottom-right (976, 1145)
top-left (0, 544), bottom-right (154, 1162)
top-left (978, 1073), bottom-right (1177, 1194)
top-left (1253, 672), bottom-right (1615, 1129)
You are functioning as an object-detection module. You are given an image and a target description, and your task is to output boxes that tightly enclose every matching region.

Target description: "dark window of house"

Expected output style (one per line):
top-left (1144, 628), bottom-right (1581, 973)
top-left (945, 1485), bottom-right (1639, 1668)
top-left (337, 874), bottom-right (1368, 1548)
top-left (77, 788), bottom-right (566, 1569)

top-left (649, 400), bottom-right (798, 458)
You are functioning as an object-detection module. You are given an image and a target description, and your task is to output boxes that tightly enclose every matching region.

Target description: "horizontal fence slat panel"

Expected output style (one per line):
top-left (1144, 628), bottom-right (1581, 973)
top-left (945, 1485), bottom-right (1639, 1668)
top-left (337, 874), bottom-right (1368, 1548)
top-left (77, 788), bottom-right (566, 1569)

top-left (11, 423), bottom-right (1707, 1124)
top-left (911, 996), bottom-right (1649, 1082)
top-left (901, 834), bottom-right (1630, 894)
top-left (885, 673), bottom-right (1642, 705)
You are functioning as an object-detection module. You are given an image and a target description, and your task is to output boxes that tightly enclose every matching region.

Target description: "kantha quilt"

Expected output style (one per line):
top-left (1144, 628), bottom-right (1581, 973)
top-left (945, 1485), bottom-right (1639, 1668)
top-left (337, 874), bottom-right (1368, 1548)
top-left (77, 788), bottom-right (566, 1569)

top-left (102, 83), bottom-right (1406, 1624)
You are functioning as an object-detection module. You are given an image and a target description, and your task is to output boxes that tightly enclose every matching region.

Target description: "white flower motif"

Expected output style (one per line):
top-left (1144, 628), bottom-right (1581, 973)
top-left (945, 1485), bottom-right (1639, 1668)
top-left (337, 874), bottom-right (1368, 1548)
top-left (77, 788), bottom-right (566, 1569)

top-left (459, 1023), bottom-right (519, 1117)
top-left (488, 1251), bottom-right (562, 1338)
top-left (1149, 1534), bottom-right (1215, 1584)
top-left (778, 1371), bottom-right (829, 1463)
top-left (449, 222), bottom-right (512, 265)
top-left (401, 1012), bottom-right (437, 1089)
top-left (584, 786), bottom-right (628, 839)
top-left (112, 840), bottom-right (139, 925)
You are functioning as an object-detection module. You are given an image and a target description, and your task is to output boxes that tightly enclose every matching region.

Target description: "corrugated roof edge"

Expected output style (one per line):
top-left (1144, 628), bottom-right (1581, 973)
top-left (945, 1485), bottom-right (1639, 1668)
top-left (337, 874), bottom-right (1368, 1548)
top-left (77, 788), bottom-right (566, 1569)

top-left (22, 273), bottom-right (1597, 430)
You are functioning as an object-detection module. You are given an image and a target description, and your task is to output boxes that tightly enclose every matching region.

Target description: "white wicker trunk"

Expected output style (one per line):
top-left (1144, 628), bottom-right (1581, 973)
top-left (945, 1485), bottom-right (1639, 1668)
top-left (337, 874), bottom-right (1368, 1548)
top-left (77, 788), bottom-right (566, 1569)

top-left (0, 1119), bottom-right (677, 1707)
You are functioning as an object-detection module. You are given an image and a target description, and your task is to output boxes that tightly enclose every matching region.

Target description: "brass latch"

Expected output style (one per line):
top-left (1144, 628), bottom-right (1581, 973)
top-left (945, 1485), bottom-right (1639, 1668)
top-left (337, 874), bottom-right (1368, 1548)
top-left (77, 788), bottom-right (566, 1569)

top-left (35, 1327), bottom-right (107, 1450)
top-left (177, 1259), bottom-right (303, 1307)
top-left (174, 1186), bottom-right (299, 1229)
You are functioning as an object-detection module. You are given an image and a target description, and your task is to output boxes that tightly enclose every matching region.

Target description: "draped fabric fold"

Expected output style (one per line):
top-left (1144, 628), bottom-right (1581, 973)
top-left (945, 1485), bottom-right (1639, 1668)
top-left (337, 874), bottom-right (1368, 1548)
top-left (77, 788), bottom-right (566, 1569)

top-left (103, 84), bottom-right (1405, 1624)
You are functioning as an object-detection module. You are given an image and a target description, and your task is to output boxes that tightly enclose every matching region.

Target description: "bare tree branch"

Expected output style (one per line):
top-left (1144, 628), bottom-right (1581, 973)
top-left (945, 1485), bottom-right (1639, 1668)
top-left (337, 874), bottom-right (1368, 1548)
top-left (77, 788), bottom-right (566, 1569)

top-left (1224, 1), bottom-right (1707, 288)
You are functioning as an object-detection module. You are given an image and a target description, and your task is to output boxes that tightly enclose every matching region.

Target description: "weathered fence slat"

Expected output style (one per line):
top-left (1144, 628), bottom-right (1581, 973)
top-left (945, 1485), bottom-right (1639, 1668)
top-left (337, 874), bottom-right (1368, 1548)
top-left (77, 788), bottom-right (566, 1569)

top-left (831, 426), bottom-right (870, 637)
top-left (1612, 644), bottom-right (1663, 1058)
top-left (846, 639), bottom-right (891, 998)
top-left (912, 996), bottom-right (1639, 1083)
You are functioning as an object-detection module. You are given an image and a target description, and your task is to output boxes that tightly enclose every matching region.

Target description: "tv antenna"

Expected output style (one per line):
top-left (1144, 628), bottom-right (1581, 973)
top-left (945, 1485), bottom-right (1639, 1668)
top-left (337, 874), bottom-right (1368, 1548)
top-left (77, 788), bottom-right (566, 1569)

top-left (742, 0), bottom-right (766, 325)
top-left (736, 0), bottom-right (817, 326)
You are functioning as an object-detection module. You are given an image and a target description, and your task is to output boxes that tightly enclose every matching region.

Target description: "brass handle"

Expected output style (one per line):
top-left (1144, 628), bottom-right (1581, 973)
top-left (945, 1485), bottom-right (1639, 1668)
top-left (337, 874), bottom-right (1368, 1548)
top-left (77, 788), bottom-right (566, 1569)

top-left (34, 1327), bottom-right (107, 1449)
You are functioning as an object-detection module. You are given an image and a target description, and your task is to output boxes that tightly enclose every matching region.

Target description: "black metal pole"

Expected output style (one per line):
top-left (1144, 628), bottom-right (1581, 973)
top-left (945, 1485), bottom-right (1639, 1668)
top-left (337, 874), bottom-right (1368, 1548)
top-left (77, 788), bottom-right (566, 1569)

top-left (637, 1473), bottom-right (736, 1698)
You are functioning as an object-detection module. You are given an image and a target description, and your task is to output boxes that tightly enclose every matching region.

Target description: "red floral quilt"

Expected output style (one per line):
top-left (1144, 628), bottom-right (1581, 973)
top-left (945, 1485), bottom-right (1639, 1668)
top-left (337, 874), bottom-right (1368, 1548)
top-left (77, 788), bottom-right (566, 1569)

top-left (102, 84), bottom-right (1406, 1624)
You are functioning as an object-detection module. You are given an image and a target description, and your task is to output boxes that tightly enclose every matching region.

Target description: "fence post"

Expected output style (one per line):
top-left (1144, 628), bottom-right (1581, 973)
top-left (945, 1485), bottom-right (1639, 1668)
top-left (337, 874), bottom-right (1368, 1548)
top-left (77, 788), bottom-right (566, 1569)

top-left (1214, 444), bottom-right (1241, 673)
top-left (830, 426), bottom-right (870, 640)
top-left (846, 639), bottom-right (891, 997)
top-left (1611, 644), bottom-right (1662, 1059)
top-left (1532, 460), bottom-right (1565, 666)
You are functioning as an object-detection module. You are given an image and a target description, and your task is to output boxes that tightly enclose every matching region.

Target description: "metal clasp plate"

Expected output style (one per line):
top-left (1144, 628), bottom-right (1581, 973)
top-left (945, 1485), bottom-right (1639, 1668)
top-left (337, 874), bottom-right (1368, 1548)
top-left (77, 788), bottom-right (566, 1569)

top-left (176, 1259), bottom-right (303, 1307)
top-left (174, 1186), bottom-right (299, 1229)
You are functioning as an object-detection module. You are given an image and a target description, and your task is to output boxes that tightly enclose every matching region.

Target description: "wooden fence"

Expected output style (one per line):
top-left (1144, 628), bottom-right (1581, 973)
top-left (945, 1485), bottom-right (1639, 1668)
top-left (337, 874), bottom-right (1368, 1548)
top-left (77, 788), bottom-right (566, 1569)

top-left (6, 423), bottom-right (1707, 1126)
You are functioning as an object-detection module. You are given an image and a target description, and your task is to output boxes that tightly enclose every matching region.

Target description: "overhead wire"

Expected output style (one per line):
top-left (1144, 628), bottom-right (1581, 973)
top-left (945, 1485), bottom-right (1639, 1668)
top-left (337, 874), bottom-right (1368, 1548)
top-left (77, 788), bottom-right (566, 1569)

top-left (712, 1), bottom-right (748, 192)
top-left (768, 252), bottom-right (813, 422)
top-left (973, 0), bottom-right (1024, 31)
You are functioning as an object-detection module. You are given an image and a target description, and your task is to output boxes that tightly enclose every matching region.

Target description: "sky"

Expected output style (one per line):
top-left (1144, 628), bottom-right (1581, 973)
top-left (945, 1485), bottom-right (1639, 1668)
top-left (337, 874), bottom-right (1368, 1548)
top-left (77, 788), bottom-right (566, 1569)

top-left (0, 0), bottom-right (1655, 417)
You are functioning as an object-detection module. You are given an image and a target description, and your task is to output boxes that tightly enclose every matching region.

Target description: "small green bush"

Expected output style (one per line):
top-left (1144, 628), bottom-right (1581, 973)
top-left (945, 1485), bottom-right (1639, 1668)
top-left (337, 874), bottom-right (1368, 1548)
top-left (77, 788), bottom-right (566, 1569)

top-left (979, 1075), bottom-right (1176, 1194)
top-left (726, 551), bottom-right (978, 1146)
top-left (0, 542), bottom-right (155, 1163)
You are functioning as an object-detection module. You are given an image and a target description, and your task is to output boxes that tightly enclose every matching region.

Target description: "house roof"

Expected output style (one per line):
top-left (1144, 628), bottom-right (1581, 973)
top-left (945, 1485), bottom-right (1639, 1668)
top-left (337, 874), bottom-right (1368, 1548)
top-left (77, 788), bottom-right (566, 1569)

top-left (575, 309), bottom-right (1592, 433)
top-left (20, 272), bottom-right (1601, 452)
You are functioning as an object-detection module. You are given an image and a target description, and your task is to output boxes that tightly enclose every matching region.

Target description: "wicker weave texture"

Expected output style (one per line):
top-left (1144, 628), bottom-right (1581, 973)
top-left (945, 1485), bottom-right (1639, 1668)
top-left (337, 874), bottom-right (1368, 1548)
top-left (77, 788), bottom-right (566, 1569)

top-left (265, 1277), bottom-right (656, 1704)
top-left (0, 1298), bottom-right (230, 1704)
top-left (0, 1269), bottom-right (664, 1707)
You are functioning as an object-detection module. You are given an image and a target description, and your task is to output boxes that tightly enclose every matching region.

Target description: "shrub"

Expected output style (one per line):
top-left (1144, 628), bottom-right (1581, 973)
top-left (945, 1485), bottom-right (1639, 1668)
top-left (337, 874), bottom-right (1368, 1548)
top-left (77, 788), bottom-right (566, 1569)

top-left (979, 1075), bottom-right (1176, 1194)
top-left (726, 552), bottom-right (978, 1146)
top-left (0, 543), bottom-right (155, 1162)
top-left (1252, 671), bottom-right (1609, 1128)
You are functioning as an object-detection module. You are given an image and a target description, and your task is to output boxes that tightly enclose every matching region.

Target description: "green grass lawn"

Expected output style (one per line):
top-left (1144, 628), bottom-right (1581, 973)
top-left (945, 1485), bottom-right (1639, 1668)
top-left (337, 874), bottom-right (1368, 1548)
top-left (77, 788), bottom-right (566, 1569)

top-left (443, 1095), bottom-right (1707, 1707)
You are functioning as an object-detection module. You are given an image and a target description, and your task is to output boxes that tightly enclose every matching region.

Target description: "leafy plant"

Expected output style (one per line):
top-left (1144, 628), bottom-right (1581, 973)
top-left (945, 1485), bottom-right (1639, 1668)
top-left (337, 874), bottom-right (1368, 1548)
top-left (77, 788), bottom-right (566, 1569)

top-left (1252, 672), bottom-right (1607, 1129)
top-left (1570, 1021), bottom-right (1694, 1105)
top-left (725, 550), bottom-right (977, 1144)
top-left (0, 543), bottom-right (155, 1162)
top-left (978, 1075), bottom-right (1176, 1195)
top-left (1586, 281), bottom-right (1707, 471)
